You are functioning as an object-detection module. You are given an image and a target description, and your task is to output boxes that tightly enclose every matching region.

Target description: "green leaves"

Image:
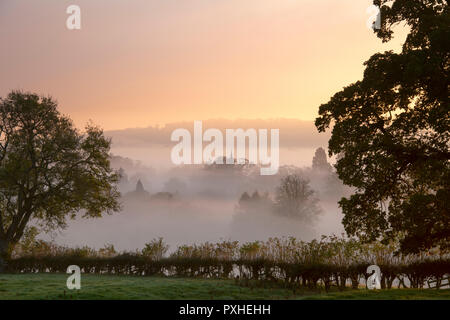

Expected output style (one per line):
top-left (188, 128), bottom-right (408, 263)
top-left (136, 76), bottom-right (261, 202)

top-left (315, 0), bottom-right (449, 253)
top-left (0, 91), bottom-right (120, 248)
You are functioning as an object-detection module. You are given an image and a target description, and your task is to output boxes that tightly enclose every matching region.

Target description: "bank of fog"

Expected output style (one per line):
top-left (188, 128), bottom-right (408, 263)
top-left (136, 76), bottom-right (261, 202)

top-left (53, 149), bottom-right (352, 252)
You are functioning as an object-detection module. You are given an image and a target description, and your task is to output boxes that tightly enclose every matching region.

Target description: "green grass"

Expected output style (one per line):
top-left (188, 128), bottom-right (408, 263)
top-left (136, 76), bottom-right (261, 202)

top-left (302, 288), bottom-right (450, 300)
top-left (0, 274), bottom-right (448, 300)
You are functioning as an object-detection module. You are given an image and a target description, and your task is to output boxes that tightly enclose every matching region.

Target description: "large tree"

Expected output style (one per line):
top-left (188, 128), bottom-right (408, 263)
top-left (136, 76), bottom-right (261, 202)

top-left (274, 175), bottom-right (321, 222)
top-left (0, 91), bottom-right (120, 271)
top-left (315, 0), bottom-right (449, 253)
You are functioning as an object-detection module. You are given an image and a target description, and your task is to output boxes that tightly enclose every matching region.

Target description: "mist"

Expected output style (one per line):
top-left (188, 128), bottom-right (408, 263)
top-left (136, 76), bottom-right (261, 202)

top-left (47, 122), bottom-right (351, 252)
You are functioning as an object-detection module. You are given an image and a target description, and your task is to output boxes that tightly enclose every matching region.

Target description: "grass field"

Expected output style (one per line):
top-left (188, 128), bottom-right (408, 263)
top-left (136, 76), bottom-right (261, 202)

top-left (0, 274), bottom-right (449, 300)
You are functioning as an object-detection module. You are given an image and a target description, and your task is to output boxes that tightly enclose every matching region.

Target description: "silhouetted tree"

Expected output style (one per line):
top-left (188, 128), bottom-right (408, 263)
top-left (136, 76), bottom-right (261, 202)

top-left (135, 180), bottom-right (145, 193)
top-left (251, 191), bottom-right (261, 201)
top-left (312, 147), bottom-right (332, 171)
top-left (0, 91), bottom-right (120, 272)
top-left (237, 190), bottom-right (271, 214)
top-left (315, 0), bottom-right (449, 253)
top-left (239, 192), bottom-right (251, 204)
top-left (274, 175), bottom-right (321, 221)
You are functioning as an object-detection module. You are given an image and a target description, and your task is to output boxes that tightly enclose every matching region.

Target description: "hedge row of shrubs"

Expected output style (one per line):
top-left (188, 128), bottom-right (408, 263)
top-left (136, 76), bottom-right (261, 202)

top-left (7, 255), bottom-right (450, 290)
top-left (8, 236), bottom-right (450, 290)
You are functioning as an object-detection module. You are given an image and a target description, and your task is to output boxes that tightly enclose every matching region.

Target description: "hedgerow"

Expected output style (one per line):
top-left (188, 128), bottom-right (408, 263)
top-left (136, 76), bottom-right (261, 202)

top-left (6, 236), bottom-right (450, 290)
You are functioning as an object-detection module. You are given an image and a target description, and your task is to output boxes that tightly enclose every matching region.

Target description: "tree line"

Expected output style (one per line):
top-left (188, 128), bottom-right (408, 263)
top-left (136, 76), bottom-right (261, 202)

top-left (7, 236), bottom-right (450, 291)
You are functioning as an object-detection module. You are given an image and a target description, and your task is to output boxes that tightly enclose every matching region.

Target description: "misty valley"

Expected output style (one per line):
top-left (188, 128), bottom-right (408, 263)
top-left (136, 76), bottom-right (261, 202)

top-left (1, 0), bottom-right (447, 303)
top-left (47, 148), bottom-right (351, 252)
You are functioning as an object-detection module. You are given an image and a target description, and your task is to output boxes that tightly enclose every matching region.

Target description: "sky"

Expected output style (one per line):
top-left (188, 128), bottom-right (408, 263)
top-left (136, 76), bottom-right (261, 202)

top-left (0, 0), bottom-right (407, 130)
top-left (1, 0), bottom-right (410, 247)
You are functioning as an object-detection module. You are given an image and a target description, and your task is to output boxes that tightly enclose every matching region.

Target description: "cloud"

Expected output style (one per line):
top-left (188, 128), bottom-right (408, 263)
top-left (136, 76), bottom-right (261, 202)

top-left (106, 118), bottom-right (330, 149)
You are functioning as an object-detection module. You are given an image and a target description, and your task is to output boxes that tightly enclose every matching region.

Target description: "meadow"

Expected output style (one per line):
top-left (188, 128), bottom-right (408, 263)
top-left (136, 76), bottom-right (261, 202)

top-left (0, 274), bottom-right (449, 300)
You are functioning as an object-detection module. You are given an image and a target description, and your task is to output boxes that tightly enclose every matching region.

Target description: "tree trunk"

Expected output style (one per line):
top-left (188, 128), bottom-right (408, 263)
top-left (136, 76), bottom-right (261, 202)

top-left (0, 239), bottom-right (10, 273)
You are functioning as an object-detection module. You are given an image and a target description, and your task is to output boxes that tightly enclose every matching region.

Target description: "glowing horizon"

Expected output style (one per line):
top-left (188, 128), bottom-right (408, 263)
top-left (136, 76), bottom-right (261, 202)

top-left (0, 0), bottom-right (407, 130)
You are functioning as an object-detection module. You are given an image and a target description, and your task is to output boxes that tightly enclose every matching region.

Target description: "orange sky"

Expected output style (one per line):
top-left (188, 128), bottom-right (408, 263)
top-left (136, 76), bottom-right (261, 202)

top-left (0, 0), bottom-right (407, 130)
